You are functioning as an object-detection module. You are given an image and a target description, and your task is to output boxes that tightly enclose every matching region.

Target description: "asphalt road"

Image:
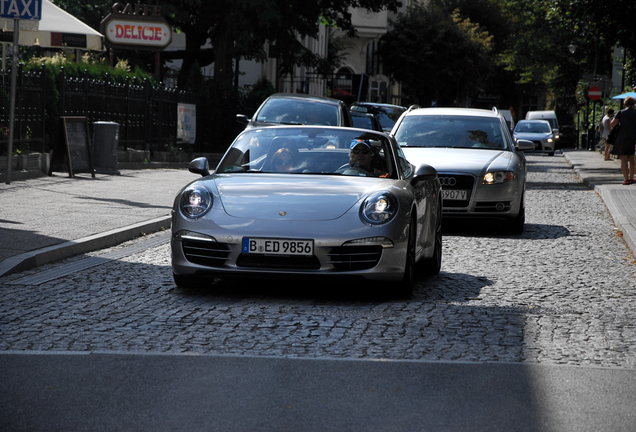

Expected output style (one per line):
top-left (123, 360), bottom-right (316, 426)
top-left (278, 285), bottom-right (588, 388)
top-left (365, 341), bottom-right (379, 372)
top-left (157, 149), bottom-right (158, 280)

top-left (2, 352), bottom-right (635, 432)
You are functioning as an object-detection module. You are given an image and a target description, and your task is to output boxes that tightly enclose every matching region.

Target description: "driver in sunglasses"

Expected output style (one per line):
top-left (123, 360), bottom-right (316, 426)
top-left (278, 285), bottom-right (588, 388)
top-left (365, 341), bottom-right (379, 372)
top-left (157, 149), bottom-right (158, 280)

top-left (347, 139), bottom-right (388, 177)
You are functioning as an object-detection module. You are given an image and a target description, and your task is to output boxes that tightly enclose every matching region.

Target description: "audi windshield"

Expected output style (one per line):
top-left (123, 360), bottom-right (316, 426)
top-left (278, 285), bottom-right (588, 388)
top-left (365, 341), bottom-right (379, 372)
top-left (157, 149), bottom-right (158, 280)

top-left (394, 115), bottom-right (511, 151)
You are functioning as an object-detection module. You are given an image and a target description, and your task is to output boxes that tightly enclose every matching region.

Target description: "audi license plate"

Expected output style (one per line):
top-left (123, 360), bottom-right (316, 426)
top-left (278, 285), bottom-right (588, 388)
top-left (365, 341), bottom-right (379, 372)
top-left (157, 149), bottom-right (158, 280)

top-left (242, 238), bottom-right (314, 256)
top-left (442, 189), bottom-right (468, 201)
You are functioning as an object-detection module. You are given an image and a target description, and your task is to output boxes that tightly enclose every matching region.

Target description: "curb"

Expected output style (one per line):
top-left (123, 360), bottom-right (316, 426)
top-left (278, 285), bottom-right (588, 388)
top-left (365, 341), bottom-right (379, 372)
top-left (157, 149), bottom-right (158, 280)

top-left (596, 186), bottom-right (636, 254)
top-left (562, 150), bottom-right (635, 255)
top-left (0, 216), bottom-right (171, 278)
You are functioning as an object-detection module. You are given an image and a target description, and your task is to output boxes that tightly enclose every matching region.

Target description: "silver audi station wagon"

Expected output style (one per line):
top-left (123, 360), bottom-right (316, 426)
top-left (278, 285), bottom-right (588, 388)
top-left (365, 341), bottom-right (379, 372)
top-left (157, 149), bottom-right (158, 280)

top-left (391, 107), bottom-right (534, 234)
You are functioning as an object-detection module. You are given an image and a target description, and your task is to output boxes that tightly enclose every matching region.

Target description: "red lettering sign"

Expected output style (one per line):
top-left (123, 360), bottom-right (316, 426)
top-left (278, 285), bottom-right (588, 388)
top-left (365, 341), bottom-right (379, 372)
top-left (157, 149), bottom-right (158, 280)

top-left (106, 19), bottom-right (171, 47)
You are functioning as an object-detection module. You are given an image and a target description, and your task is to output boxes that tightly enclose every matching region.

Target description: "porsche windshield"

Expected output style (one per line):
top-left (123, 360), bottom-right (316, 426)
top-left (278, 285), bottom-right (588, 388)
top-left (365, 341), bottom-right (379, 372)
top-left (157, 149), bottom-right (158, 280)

top-left (395, 115), bottom-right (510, 150)
top-left (216, 128), bottom-right (397, 179)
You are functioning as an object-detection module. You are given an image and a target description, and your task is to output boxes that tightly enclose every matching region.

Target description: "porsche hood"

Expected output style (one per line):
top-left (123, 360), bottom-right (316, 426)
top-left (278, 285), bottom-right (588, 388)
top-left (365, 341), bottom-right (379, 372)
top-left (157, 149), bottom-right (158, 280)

top-left (207, 174), bottom-right (391, 221)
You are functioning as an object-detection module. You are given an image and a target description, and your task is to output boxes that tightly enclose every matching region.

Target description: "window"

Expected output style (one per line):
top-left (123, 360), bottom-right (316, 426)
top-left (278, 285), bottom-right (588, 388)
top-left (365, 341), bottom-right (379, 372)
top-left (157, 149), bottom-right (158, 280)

top-left (366, 40), bottom-right (382, 76)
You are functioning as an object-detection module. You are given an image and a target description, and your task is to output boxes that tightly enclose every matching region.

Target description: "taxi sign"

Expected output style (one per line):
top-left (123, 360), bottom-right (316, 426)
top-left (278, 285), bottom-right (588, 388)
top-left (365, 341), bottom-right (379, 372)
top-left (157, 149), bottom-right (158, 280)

top-left (0, 0), bottom-right (42, 20)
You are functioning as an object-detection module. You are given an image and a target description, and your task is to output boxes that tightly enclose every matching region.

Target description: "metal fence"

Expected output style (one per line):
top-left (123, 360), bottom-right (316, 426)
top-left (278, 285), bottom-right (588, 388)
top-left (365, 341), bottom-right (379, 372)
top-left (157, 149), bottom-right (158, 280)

top-left (0, 64), bottom-right (47, 156)
top-left (1, 64), bottom-right (198, 158)
top-left (58, 67), bottom-right (196, 152)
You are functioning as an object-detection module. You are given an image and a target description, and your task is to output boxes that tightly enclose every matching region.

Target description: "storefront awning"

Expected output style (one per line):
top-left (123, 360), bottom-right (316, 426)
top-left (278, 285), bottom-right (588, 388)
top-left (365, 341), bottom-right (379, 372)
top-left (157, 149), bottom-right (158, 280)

top-left (3, 0), bottom-right (103, 51)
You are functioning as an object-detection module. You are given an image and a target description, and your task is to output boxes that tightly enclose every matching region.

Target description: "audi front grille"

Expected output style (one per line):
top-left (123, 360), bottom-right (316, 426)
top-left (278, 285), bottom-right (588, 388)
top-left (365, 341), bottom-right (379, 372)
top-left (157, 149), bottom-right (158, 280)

top-left (439, 174), bottom-right (474, 211)
top-left (474, 201), bottom-right (512, 212)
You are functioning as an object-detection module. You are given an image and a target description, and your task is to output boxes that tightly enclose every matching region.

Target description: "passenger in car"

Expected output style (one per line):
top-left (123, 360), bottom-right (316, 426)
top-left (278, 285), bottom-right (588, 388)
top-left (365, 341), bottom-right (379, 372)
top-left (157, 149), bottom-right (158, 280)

top-left (271, 148), bottom-right (296, 173)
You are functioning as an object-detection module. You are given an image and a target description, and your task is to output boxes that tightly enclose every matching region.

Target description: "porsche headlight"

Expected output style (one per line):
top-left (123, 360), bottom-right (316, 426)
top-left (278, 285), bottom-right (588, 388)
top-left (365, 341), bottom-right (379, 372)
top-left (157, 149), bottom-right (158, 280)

top-left (483, 171), bottom-right (515, 185)
top-left (179, 185), bottom-right (213, 219)
top-left (361, 191), bottom-right (399, 224)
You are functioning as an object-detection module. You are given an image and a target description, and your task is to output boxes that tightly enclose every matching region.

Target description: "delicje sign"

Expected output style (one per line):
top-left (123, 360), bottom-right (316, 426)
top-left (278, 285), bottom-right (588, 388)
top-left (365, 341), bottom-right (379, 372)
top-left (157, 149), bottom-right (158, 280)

top-left (101, 2), bottom-right (171, 51)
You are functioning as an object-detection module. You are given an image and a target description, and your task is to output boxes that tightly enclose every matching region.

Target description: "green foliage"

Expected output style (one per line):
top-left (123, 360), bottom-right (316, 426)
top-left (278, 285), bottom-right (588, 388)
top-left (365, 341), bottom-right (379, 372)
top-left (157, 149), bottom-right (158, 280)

top-left (51, 0), bottom-right (112, 32)
top-left (160, 0), bottom-right (401, 89)
top-left (24, 53), bottom-right (156, 85)
top-left (379, 4), bottom-right (494, 106)
top-left (18, 54), bottom-right (158, 151)
top-left (544, 0), bottom-right (635, 75)
top-left (242, 76), bottom-right (276, 115)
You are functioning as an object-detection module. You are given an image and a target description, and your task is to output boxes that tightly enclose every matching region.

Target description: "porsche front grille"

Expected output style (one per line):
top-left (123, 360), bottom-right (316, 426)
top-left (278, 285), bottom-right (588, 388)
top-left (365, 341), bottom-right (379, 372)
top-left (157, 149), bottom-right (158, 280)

top-left (236, 254), bottom-right (321, 269)
top-left (182, 239), bottom-right (231, 267)
top-left (327, 246), bottom-right (382, 271)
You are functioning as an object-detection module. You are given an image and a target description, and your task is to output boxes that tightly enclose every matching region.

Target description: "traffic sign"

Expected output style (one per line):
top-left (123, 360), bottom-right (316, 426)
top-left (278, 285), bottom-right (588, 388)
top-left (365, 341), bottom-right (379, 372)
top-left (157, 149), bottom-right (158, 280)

top-left (588, 86), bottom-right (602, 101)
top-left (0, 0), bottom-right (42, 20)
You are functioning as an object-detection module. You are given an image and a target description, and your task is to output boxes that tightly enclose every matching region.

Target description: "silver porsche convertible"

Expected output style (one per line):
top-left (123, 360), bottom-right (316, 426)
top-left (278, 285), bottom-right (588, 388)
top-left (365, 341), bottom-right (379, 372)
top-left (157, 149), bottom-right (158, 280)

top-left (391, 108), bottom-right (534, 234)
top-left (171, 126), bottom-right (443, 294)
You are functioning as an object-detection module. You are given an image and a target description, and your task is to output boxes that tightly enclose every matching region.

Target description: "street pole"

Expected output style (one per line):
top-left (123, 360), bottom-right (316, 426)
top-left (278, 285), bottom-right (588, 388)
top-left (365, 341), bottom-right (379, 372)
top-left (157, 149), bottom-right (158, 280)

top-left (590, 101), bottom-right (597, 151)
top-left (5, 18), bottom-right (19, 185)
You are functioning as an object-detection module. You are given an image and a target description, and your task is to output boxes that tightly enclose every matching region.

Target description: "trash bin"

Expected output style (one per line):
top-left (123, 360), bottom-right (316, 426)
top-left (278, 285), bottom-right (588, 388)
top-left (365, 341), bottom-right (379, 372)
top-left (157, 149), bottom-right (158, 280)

top-left (580, 132), bottom-right (587, 150)
top-left (93, 122), bottom-right (120, 174)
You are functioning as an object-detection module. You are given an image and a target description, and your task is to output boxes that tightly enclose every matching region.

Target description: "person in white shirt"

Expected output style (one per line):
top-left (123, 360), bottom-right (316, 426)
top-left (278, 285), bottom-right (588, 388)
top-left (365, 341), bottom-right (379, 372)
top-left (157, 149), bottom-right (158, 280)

top-left (600, 109), bottom-right (615, 161)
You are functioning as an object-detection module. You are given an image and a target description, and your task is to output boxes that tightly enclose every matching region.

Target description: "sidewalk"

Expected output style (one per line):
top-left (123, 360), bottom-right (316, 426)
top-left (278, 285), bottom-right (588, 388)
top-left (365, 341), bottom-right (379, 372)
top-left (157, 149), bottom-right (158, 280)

top-left (0, 150), bottom-right (634, 278)
top-left (562, 149), bottom-right (636, 254)
top-left (0, 167), bottom-right (198, 277)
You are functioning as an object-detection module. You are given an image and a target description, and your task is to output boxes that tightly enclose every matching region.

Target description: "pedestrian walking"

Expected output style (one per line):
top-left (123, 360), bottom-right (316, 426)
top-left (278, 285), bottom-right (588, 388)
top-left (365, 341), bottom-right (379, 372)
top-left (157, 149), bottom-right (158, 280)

top-left (600, 109), bottom-right (615, 160)
top-left (610, 96), bottom-right (636, 185)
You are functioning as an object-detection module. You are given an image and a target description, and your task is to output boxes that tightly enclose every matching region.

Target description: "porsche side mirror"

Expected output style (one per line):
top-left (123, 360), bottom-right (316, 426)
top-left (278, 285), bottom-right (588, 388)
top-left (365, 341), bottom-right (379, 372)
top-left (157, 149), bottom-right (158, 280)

top-left (189, 157), bottom-right (210, 177)
top-left (413, 164), bottom-right (438, 182)
top-left (236, 114), bottom-right (249, 125)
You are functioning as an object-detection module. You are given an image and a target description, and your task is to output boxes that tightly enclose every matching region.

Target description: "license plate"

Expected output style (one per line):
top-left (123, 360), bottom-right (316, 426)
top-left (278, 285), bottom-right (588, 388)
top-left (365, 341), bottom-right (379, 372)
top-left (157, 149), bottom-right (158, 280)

top-left (242, 238), bottom-right (314, 256)
top-left (442, 189), bottom-right (468, 201)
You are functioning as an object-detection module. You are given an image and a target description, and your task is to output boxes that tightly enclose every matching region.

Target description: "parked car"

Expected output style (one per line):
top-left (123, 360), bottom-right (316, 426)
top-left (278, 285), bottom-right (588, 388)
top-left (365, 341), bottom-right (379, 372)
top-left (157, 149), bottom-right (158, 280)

top-left (236, 93), bottom-right (353, 129)
top-left (513, 120), bottom-right (557, 156)
top-left (350, 102), bottom-right (408, 132)
top-left (525, 110), bottom-right (560, 145)
top-left (391, 107), bottom-right (534, 234)
top-left (171, 125), bottom-right (443, 295)
top-left (351, 111), bottom-right (383, 131)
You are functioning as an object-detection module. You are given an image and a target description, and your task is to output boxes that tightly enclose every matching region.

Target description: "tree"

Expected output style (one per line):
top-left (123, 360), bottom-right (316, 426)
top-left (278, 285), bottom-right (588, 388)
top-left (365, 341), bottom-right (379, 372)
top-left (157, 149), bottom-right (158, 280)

top-left (160, 0), bottom-right (400, 90)
top-left (379, 4), bottom-right (494, 106)
top-left (51, 0), bottom-right (112, 31)
top-left (52, 0), bottom-right (400, 90)
top-left (544, 0), bottom-right (635, 90)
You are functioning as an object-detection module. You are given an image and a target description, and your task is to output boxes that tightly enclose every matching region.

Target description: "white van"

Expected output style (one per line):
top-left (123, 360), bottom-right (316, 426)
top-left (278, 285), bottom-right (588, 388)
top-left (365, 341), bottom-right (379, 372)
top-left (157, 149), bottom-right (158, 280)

top-left (526, 111), bottom-right (559, 132)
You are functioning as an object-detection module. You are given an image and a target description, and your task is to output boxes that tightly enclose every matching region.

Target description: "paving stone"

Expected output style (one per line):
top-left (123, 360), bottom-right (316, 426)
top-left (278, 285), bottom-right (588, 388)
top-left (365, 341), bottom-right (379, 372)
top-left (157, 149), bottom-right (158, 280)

top-left (1, 155), bottom-right (635, 368)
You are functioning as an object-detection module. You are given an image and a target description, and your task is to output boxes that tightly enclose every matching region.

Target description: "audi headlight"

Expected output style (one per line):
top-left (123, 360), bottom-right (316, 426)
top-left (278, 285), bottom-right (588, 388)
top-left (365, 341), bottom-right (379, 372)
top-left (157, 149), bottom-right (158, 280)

top-left (483, 171), bottom-right (515, 185)
top-left (179, 185), bottom-right (213, 219)
top-left (361, 191), bottom-right (399, 224)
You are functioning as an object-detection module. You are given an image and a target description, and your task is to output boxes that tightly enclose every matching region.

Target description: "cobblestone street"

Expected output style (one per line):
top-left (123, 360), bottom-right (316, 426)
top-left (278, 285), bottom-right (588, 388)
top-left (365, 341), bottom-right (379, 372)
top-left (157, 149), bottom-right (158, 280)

top-left (2, 154), bottom-right (635, 368)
